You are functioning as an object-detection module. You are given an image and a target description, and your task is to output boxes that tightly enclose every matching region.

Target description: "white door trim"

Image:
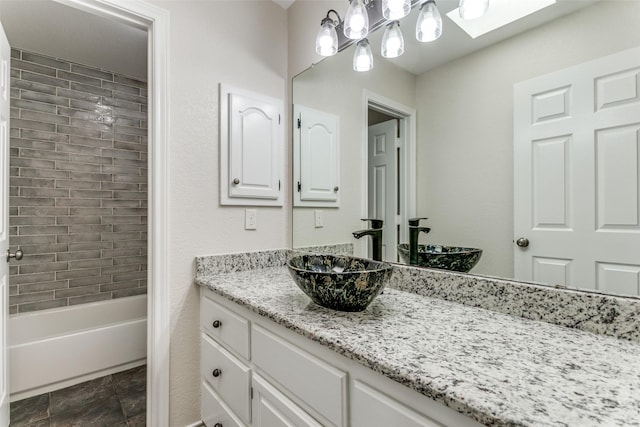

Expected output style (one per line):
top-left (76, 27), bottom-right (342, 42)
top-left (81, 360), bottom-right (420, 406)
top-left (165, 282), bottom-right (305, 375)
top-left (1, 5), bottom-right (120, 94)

top-left (362, 90), bottom-right (417, 255)
top-left (53, 1), bottom-right (171, 426)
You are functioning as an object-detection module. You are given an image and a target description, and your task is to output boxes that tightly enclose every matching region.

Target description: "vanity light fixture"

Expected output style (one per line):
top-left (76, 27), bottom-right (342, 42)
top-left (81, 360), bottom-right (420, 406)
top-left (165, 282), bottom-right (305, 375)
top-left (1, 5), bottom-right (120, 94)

top-left (459, 0), bottom-right (490, 20)
top-left (315, 9), bottom-right (341, 56)
top-left (381, 21), bottom-right (404, 58)
top-left (353, 38), bottom-right (374, 71)
top-left (416, 0), bottom-right (442, 42)
top-left (344, 0), bottom-right (370, 40)
top-left (382, 0), bottom-right (411, 20)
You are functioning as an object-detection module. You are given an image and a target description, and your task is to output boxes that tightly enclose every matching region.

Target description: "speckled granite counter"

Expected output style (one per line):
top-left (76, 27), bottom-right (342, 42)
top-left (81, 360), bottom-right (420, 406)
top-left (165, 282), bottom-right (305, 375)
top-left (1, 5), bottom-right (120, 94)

top-left (196, 265), bottom-right (640, 427)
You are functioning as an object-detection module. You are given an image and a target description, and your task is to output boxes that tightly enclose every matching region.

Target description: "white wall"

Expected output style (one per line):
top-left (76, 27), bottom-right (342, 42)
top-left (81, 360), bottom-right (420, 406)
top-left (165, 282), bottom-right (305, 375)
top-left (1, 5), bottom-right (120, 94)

top-left (415, 0), bottom-right (640, 278)
top-left (149, 1), bottom-right (289, 425)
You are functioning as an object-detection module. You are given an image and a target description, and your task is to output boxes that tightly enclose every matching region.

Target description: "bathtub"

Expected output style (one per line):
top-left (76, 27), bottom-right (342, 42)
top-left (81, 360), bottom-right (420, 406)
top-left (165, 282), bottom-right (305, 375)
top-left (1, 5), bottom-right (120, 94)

top-left (9, 295), bottom-right (147, 401)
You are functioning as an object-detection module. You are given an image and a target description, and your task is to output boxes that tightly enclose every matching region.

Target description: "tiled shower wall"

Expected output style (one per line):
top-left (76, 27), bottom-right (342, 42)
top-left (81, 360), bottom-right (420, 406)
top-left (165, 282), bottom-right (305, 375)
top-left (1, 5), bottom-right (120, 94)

top-left (8, 48), bottom-right (148, 314)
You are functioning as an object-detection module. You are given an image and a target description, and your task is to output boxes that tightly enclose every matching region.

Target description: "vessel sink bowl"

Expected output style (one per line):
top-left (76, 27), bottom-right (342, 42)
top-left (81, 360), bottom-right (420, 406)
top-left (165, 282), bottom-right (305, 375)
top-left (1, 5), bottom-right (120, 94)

top-left (397, 243), bottom-right (482, 273)
top-left (287, 254), bottom-right (393, 312)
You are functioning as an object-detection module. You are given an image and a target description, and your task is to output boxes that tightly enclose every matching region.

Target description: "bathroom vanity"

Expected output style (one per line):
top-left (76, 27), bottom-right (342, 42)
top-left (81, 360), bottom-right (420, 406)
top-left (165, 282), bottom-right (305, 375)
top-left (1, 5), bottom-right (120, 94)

top-left (195, 250), bottom-right (640, 427)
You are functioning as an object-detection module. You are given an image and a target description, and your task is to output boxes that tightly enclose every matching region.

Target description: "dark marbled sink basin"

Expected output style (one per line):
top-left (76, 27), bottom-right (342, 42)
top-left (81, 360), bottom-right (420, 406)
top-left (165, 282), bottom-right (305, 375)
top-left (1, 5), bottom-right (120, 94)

top-left (397, 243), bottom-right (482, 273)
top-left (287, 254), bottom-right (393, 312)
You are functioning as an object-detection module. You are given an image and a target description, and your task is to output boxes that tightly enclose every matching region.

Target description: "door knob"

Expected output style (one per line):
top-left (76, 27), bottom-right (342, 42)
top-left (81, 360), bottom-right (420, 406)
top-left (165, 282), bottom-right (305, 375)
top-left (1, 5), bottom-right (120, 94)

top-left (516, 238), bottom-right (529, 248)
top-left (6, 249), bottom-right (23, 262)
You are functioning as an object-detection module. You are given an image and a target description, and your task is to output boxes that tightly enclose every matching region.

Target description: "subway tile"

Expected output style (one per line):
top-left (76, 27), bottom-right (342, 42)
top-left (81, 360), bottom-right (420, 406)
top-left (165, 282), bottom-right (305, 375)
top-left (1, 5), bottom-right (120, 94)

top-left (101, 182), bottom-right (138, 191)
top-left (112, 117), bottom-right (139, 127)
top-left (113, 287), bottom-right (146, 298)
top-left (112, 224), bottom-right (147, 233)
top-left (20, 187), bottom-right (69, 198)
top-left (69, 171), bottom-right (112, 182)
top-left (57, 70), bottom-right (101, 87)
top-left (9, 286), bottom-right (17, 296)
top-left (11, 138), bottom-right (56, 151)
top-left (12, 157), bottom-right (56, 171)
top-left (12, 149), bottom-right (57, 163)
top-left (68, 293), bottom-right (111, 306)
top-left (18, 299), bottom-right (67, 313)
top-left (70, 81), bottom-right (112, 97)
top-left (101, 232), bottom-right (141, 241)
top-left (21, 52), bottom-right (70, 70)
top-left (101, 248), bottom-right (141, 259)
top-left (57, 107), bottom-right (102, 121)
top-left (10, 290), bottom-right (55, 305)
top-left (10, 68), bottom-right (20, 79)
top-left (112, 271), bottom-right (146, 282)
top-left (19, 148), bottom-right (70, 161)
top-left (69, 258), bottom-right (113, 270)
top-left (57, 215), bottom-right (101, 225)
top-left (56, 268), bottom-right (101, 280)
top-left (10, 216), bottom-right (57, 225)
top-left (70, 207), bottom-right (113, 216)
top-left (113, 141), bottom-right (146, 152)
top-left (108, 132), bottom-right (142, 144)
top-left (9, 266), bottom-right (18, 275)
top-left (101, 264), bottom-right (139, 275)
top-left (20, 167), bottom-right (70, 179)
top-left (10, 207), bottom-right (18, 216)
top-left (10, 177), bottom-right (56, 188)
top-left (20, 280), bottom-right (69, 294)
top-left (13, 253), bottom-right (57, 266)
top-left (19, 207), bottom-right (69, 217)
top-left (10, 78), bottom-right (58, 95)
top-left (55, 180), bottom-right (101, 190)
top-left (56, 125), bottom-right (102, 139)
top-left (71, 64), bottom-right (114, 81)
top-left (113, 158), bottom-right (147, 168)
top-left (20, 262), bottom-right (68, 274)
top-left (102, 148), bottom-right (140, 160)
top-left (112, 90), bottom-right (147, 105)
top-left (102, 80), bottom-right (139, 95)
top-left (21, 129), bottom-right (69, 143)
top-left (100, 216), bottom-right (142, 225)
top-left (69, 275), bottom-right (112, 288)
top-left (55, 143), bottom-right (102, 156)
top-left (68, 224), bottom-right (112, 234)
top-left (22, 71), bottom-right (69, 88)
top-left (21, 109), bottom-right (70, 125)
top-left (114, 75), bottom-right (146, 89)
top-left (113, 255), bottom-right (147, 266)
top-left (14, 243), bottom-right (68, 255)
top-left (12, 60), bottom-right (57, 77)
top-left (56, 233), bottom-right (102, 243)
top-left (114, 174), bottom-right (146, 184)
top-left (10, 147), bottom-right (19, 157)
top-left (12, 98), bottom-right (58, 114)
top-left (56, 88), bottom-right (101, 103)
top-left (21, 90), bottom-right (70, 107)
top-left (9, 306), bottom-right (17, 315)
top-left (68, 241), bottom-right (113, 251)
top-left (69, 99), bottom-right (113, 114)
top-left (113, 106), bottom-right (146, 120)
top-left (55, 285), bottom-right (101, 298)
top-left (10, 87), bottom-right (20, 99)
top-left (55, 198), bottom-right (101, 207)
top-left (100, 280), bottom-right (140, 292)
top-left (9, 186), bottom-right (18, 197)
top-left (9, 226), bottom-right (17, 236)
top-left (55, 161), bottom-right (102, 173)
top-left (113, 240), bottom-right (146, 249)
top-left (112, 191), bottom-right (147, 200)
top-left (69, 135), bottom-right (113, 148)
top-left (69, 153), bottom-right (113, 165)
top-left (18, 225), bottom-right (68, 235)
top-left (10, 107), bottom-right (19, 118)
top-left (70, 189), bottom-right (113, 199)
top-left (9, 272), bottom-right (56, 285)
top-left (11, 48), bottom-right (20, 59)
top-left (113, 208), bottom-right (147, 216)
top-left (101, 97), bottom-right (140, 111)
top-left (11, 118), bottom-right (56, 132)
top-left (101, 200), bottom-right (140, 208)
top-left (57, 250), bottom-right (101, 261)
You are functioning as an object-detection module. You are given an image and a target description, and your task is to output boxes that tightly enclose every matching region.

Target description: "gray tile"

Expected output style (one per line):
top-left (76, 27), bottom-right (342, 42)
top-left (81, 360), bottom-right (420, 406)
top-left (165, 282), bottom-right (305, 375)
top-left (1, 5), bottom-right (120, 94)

top-left (13, 243), bottom-right (68, 254)
top-left (11, 157), bottom-right (56, 170)
top-left (71, 64), bottom-right (114, 81)
top-left (100, 264), bottom-right (140, 275)
top-left (21, 129), bottom-right (69, 143)
top-left (68, 258), bottom-right (113, 270)
top-left (19, 187), bottom-right (68, 198)
top-left (18, 225), bottom-right (68, 235)
top-left (12, 118), bottom-right (57, 132)
top-left (57, 107), bottom-right (102, 121)
top-left (21, 90), bottom-right (70, 107)
top-left (56, 233), bottom-right (103, 244)
top-left (126, 412), bottom-right (146, 427)
top-left (112, 271), bottom-right (146, 282)
top-left (56, 143), bottom-right (102, 156)
top-left (101, 81), bottom-right (139, 95)
top-left (55, 268), bottom-right (101, 280)
top-left (22, 71), bottom-right (69, 88)
top-left (70, 189), bottom-right (113, 199)
top-left (57, 70), bottom-right (102, 87)
top-left (10, 216), bottom-right (57, 225)
top-left (56, 88), bottom-right (101, 103)
top-left (19, 262), bottom-right (68, 274)
top-left (113, 365), bottom-right (146, 418)
top-left (22, 52), bottom-right (70, 70)
top-left (101, 182), bottom-right (139, 191)
top-left (9, 291), bottom-right (55, 305)
top-left (20, 168), bottom-right (69, 179)
top-left (21, 109), bottom-right (70, 125)
top-left (56, 215), bottom-right (101, 225)
top-left (114, 75), bottom-right (147, 89)
top-left (69, 153), bottom-right (113, 165)
top-left (68, 241), bottom-right (113, 251)
top-left (113, 287), bottom-right (146, 299)
top-left (69, 275), bottom-right (112, 288)
top-left (10, 235), bottom-right (57, 246)
top-left (55, 198), bottom-right (101, 208)
top-left (69, 135), bottom-right (113, 148)
top-left (56, 125), bottom-right (102, 139)
top-left (50, 394), bottom-right (125, 427)
top-left (70, 81), bottom-right (112, 97)
top-left (55, 180), bottom-right (101, 190)
top-left (102, 200), bottom-right (140, 208)
top-left (55, 285), bottom-right (101, 298)
top-left (68, 292), bottom-right (112, 306)
top-left (101, 97), bottom-right (140, 111)
top-left (101, 280), bottom-right (140, 292)
top-left (12, 60), bottom-right (57, 77)
top-left (113, 141), bottom-right (146, 153)
top-left (11, 137), bottom-right (55, 151)
top-left (18, 298), bottom-right (67, 313)
top-left (11, 78), bottom-right (58, 95)
top-left (19, 280), bottom-right (69, 294)
top-left (55, 161), bottom-right (103, 173)
top-left (9, 392), bottom-right (49, 426)
top-left (113, 224), bottom-right (147, 233)
top-left (12, 99), bottom-right (58, 114)
top-left (10, 177), bottom-right (56, 188)
top-left (8, 271), bottom-right (56, 285)
top-left (69, 207), bottom-right (113, 216)
top-left (112, 91), bottom-right (147, 105)
top-left (11, 197), bottom-right (55, 207)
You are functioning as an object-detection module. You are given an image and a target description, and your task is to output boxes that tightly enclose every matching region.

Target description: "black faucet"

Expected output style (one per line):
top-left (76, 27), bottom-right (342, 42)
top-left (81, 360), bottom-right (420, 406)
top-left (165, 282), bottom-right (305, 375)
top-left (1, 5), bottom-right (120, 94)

top-left (352, 219), bottom-right (383, 261)
top-left (408, 217), bottom-right (431, 265)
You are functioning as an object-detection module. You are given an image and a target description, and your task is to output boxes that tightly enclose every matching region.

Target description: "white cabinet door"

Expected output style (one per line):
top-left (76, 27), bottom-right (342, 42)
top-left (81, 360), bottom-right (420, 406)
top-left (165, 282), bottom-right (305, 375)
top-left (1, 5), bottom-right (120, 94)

top-left (220, 84), bottom-right (283, 206)
top-left (252, 375), bottom-right (322, 427)
top-left (514, 46), bottom-right (640, 295)
top-left (0, 22), bottom-right (10, 427)
top-left (201, 381), bottom-right (245, 427)
top-left (294, 105), bottom-right (340, 206)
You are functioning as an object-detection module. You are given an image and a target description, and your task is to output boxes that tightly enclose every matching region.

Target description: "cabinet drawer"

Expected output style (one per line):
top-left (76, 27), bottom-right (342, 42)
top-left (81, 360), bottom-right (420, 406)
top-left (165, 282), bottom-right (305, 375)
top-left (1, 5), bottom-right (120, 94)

top-left (252, 374), bottom-right (323, 427)
top-left (201, 333), bottom-right (251, 424)
top-left (201, 294), bottom-right (250, 359)
top-left (201, 381), bottom-right (246, 427)
top-left (352, 381), bottom-right (442, 427)
top-left (252, 325), bottom-right (347, 427)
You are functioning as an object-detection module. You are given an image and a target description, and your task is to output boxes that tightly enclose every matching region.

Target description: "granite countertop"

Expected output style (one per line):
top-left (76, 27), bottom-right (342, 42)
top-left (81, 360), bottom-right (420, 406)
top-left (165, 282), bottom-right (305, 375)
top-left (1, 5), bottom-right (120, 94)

top-left (196, 266), bottom-right (640, 427)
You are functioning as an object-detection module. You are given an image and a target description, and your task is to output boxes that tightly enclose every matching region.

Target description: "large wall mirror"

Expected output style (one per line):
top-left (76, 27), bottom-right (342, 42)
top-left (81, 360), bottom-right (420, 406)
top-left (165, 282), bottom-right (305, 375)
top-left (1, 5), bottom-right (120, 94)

top-left (292, 0), bottom-right (640, 298)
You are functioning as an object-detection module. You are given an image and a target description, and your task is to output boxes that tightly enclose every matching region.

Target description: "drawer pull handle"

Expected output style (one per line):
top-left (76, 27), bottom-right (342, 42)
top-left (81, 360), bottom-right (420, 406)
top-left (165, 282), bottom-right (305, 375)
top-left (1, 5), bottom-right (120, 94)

top-left (212, 369), bottom-right (222, 378)
top-left (212, 320), bottom-right (222, 328)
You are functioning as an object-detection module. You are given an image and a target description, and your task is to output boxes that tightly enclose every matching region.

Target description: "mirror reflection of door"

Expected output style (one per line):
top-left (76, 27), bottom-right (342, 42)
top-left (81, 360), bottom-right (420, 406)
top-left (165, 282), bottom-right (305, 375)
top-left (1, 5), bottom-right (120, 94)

top-left (368, 114), bottom-right (400, 262)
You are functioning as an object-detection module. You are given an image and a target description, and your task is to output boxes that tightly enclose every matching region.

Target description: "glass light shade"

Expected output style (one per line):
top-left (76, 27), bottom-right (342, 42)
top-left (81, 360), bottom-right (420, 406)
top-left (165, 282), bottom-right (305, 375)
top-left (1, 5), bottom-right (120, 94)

top-left (353, 39), bottom-right (374, 72)
top-left (381, 22), bottom-right (404, 58)
top-left (344, 0), bottom-right (369, 40)
top-left (315, 18), bottom-right (338, 56)
top-left (416, 1), bottom-right (442, 42)
top-left (459, 0), bottom-right (490, 20)
top-left (382, 0), bottom-right (411, 20)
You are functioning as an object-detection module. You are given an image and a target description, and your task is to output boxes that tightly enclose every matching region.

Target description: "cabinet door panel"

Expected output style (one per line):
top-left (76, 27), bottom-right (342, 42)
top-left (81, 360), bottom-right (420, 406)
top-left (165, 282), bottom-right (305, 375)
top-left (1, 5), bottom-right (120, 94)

top-left (252, 374), bottom-right (322, 427)
top-left (201, 381), bottom-right (246, 427)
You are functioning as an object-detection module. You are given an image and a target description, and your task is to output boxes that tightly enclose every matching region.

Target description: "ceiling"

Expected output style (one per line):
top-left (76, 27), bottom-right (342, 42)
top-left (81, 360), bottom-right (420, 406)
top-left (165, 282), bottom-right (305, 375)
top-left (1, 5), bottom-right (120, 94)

top-left (1, 0), bottom-right (147, 80)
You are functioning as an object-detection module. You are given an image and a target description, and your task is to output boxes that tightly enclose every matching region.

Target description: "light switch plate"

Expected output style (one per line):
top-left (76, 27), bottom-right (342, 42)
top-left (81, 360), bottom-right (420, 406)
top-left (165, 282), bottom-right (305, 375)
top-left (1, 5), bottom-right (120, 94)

top-left (314, 210), bottom-right (324, 228)
top-left (245, 209), bottom-right (257, 230)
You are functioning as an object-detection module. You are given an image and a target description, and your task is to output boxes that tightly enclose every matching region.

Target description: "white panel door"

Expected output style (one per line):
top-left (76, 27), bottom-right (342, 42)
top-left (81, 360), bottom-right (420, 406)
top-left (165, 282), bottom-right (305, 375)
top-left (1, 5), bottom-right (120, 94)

top-left (0, 22), bottom-right (9, 427)
top-left (514, 47), bottom-right (640, 295)
top-left (220, 84), bottom-right (283, 206)
top-left (368, 120), bottom-right (398, 262)
top-left (294, 105), bottom-right (340, 206)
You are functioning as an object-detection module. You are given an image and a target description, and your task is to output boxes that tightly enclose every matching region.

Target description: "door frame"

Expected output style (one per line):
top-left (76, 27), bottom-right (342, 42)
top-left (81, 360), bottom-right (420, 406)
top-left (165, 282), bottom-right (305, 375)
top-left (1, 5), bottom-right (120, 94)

top-left (362, 91), bottom-right (416, 255)
top-left (53, 1), bottom-right (170, 426)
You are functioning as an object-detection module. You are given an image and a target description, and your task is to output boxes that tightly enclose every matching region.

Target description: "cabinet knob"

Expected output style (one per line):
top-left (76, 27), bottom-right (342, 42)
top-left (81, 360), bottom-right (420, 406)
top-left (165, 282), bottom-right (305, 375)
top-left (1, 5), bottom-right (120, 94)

top-left (212, 369), bottom-right (222, 378)
top-left (334, 186), bottom-right (339, 192)
top-left (232, 178), bottom-right (240, 185)
top-left (214, 424), bottom-right (223, 427)
top-left (212, 320), bottom-right (222, 328)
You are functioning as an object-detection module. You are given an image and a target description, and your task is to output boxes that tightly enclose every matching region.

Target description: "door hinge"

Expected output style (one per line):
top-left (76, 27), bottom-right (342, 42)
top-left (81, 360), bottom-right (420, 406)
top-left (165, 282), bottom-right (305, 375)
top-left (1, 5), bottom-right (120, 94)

top-left (297, 181), bottom-right (301, 192)
top-left (278, 180), bottom-right (281, 191)
top-left (297, 118), bottom-right (301, 129)
top-left (279, 114), bottom-right (281, 124)
top-left (250, 387), bottom-right (254, 400)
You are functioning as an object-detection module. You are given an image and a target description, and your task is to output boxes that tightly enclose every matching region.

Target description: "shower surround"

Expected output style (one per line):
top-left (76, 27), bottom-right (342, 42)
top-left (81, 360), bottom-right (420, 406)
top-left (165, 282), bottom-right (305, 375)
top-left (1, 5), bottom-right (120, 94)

top-left (8, 48), bottom-right (148, 314)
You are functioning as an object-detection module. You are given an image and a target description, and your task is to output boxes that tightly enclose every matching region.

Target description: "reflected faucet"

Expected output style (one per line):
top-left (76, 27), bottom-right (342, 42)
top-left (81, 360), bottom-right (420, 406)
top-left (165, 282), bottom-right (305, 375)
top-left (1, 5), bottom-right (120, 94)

top-left (353, 219), bottom-right (383, 261)
top-left (408, 217), bottom-right (431, 265)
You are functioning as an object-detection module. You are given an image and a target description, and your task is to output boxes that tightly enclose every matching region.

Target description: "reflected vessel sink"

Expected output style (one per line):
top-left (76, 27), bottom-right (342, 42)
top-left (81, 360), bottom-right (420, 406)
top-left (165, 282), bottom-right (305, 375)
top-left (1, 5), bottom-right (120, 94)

top-left (287, 254), bottom-right (393, 312)
top-left (397, 243), bottom-right (482, 273)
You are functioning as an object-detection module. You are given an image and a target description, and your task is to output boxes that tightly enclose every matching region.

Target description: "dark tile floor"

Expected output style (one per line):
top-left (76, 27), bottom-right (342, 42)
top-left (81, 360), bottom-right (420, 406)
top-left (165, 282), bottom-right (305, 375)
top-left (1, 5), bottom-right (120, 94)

top-left (9, 365), bottom-right (146, 427)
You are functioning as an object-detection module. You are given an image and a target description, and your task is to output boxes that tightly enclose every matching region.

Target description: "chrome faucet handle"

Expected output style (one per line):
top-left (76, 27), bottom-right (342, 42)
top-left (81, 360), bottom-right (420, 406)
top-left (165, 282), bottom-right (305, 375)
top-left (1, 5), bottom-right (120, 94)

top-left (408, 217), bottom-right (428, 226)
top-left (361, 218), bottom-right (384, 229)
